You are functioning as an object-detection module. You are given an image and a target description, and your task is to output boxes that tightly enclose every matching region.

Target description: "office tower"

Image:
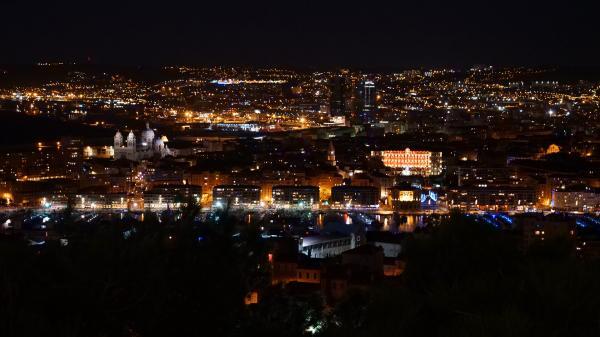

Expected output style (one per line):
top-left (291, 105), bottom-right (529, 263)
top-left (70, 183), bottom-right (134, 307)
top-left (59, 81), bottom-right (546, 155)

top-left (358, 80), bottom-right (376, 124)
top-left (329, 76), bottom-right (346, 119)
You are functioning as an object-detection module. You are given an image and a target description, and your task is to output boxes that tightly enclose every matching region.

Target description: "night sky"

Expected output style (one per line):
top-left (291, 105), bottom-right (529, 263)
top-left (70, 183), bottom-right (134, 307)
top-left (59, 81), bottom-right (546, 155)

top-left (2, 0), bottom-right (599, 68)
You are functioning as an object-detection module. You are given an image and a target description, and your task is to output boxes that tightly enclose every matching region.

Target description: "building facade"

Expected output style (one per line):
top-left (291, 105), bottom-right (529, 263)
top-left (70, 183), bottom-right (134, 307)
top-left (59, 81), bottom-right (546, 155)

top-left (447, 187), bottom-right (537, 211)
top-left (552, 188), bottom-right (600, 212)
top-left (213, 185), bottom-right (261, 207)
top-left (373, 148), bottom-right (443, 176)
top-left (272, 185), bottom-right (319, 207)
top-left (387, 186), bottom-right (421, 210)
top-left (113, 123), bottom-right (171, 161)
top-left (331, 185), bottom-right (380, 208)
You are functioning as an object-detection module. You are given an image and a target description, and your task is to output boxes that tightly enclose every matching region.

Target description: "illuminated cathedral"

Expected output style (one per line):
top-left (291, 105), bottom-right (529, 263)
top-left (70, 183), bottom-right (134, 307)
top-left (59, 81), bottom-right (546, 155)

top-left (113, 122), bottom-right (171, 161)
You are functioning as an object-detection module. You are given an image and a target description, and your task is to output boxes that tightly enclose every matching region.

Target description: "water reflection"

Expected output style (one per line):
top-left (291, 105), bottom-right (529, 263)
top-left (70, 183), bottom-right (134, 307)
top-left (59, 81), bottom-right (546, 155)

top-left (182, 210), bottom-right (432, 234)
top-left (382, 214), bottom-right (423, 233)
top-left (313, 212), bottom-right (428, 233)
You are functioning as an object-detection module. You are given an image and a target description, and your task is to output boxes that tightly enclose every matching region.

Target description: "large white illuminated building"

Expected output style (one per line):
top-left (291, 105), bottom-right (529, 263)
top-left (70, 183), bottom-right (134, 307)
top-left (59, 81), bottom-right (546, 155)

top-left (372, 148), bottom-right (443, 176)
top-left (113, 122), bottom-right (171, 161)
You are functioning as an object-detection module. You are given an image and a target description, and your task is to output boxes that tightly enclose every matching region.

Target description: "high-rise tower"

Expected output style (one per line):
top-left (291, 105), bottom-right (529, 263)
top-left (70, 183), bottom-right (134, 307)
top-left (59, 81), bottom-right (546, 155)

top-left (329, 76), bottom-right (347, 119)
top-left (358, 80), bottom-right (376, 124)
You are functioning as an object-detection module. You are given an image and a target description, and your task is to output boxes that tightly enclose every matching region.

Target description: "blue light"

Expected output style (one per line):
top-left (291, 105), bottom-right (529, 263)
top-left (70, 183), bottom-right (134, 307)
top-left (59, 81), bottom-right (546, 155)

top-left (429, 191), bottom-right (438, 202)
top-left (498, 214), bottom-right (513, 224)
top-left (478, 215), bottom-right (500, 229)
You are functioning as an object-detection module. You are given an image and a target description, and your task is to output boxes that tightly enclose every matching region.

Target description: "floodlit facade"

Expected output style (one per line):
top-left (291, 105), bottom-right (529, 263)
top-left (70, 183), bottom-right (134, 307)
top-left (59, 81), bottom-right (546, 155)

top-left (388, 186), bottom-right (421, 210)
top-left (373, 148), bottom-right (443, 176)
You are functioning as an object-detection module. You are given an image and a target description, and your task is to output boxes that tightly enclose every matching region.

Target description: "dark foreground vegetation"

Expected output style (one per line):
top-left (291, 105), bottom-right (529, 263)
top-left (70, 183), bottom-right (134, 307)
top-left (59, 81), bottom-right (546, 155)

top-left (1, 208), bottom-right (600, 337)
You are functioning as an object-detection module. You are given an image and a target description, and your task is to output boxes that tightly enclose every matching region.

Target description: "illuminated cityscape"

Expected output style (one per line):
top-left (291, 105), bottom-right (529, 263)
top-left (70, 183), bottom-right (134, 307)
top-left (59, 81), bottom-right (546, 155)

top-left (2, 65), bottom-right (597, 214)
top-left (1, 1), bottom-right (600, 336)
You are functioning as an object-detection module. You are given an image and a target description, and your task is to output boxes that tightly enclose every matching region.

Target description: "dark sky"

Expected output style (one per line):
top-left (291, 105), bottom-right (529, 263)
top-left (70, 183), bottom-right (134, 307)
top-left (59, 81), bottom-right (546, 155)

top-left (2, 0), bottom-right (599, 68)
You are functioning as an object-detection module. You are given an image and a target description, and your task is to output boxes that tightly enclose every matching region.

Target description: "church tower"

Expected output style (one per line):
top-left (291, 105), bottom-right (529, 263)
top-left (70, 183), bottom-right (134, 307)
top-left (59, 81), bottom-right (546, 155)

top-left (126, 131), bottom-right (136, 149)
top-left (114, 131), bottom-right (123, 148)
top-left (327, 141), bottom-right (336, 166)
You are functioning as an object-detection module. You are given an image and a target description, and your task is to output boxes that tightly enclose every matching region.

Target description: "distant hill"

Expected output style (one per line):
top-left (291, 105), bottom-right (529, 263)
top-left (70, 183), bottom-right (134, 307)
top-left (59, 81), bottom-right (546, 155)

top-left (0, 64), bottom-right (179, 88)
top-left (0, 110), bottom-right (113, 148)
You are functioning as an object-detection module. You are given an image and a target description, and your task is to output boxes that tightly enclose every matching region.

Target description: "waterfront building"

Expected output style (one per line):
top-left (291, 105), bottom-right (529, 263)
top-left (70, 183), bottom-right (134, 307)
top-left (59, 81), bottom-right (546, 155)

top-left (272, 185), bottom-right (319, 208)
top-left (331, 185), bottom-right (380, 208)
top-left (213, 185), bottom-right (261, 207)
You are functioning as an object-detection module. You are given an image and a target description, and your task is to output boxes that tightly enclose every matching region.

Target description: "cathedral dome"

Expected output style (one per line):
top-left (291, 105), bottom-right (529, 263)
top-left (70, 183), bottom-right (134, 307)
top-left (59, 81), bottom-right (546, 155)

top-left (141, 122), bottom-right (155, 144)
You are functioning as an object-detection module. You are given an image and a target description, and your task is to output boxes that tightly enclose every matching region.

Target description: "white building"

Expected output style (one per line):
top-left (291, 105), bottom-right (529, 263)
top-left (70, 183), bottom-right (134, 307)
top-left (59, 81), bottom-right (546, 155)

top-left (113, 122), bottom-right (171, 161)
